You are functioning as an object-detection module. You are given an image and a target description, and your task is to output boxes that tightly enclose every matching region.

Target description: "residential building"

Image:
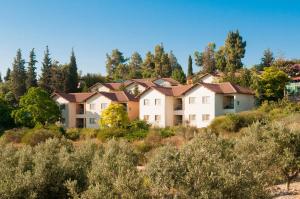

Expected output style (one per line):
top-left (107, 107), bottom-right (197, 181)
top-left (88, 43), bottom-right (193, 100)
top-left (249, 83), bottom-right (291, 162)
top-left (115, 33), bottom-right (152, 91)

top-left (285, 76), bottom-right (300, 102)
top-left (139, 82), bottom-right (255, 128)
top-left (52, 91), bottom-right (138, 128)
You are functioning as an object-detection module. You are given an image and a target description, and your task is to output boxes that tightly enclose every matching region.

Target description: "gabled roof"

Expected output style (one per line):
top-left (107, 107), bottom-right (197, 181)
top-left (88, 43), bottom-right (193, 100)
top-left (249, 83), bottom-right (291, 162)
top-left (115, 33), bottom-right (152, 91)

top-left (88, 82), bottom-right (124, 91)
top-left (138, 85), bottom-right (196, 97)
top-left (155, 78), bottom-right (181, 86)
top-left (200, 82), bottom-right (254, 95)
top-left (52, 92), bottom-right (97, 103)
top-left (98, 91), bottom-right (138, 102)
top-left (126, 78), bottom-right (156, 88)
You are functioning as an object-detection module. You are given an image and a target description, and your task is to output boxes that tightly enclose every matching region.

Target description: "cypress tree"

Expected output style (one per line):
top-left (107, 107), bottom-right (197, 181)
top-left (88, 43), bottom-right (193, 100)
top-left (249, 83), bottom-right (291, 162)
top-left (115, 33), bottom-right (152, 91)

top-left (64, 49), bottom-right (79, 93)
top-left (187, 55), bottom-right (193, 77)
top-left (11, 49), bottom-right (27, 99)
top-left (39, 46), bottom-right (52, 93)
top-left (4, 68), bottom-right (11, 82)
top-left (26, 48), bottom-right (38, 89)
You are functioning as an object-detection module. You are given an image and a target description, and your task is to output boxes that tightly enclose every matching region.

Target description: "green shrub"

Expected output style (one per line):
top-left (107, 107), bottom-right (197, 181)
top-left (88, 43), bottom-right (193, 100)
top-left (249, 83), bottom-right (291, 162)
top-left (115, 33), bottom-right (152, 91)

top-left (144, 130), bottom-right (162, 148)
top-left (172, 126), bottom-right (199, 140)
top-left (124, 129), bottom-right (148, 141)
top-left (1, 128), bottom-right (28, 143)
top-left (128, 120), bottom-right (150, 131)
top-left (80, 128), bottom-right (98, 140)
top-left (21, 129), bottom-right (61, 146)
top-left (65, 128), bottom-right (81, 140)
top-left (97, 128), bottom-right (127, 141)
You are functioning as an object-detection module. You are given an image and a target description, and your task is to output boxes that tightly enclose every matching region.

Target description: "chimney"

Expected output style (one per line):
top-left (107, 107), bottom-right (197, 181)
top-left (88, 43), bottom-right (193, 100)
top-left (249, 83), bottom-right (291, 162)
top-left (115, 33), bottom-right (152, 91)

top-left (186, 76), bottom-right (193, 85)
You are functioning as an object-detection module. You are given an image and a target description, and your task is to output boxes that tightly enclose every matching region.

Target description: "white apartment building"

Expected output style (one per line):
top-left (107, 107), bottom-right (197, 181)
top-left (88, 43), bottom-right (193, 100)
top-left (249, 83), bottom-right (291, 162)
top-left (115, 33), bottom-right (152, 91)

top-left (52, 91), bottom-right (139, 128)
top-left (138, 82), bottom-right (255, 128)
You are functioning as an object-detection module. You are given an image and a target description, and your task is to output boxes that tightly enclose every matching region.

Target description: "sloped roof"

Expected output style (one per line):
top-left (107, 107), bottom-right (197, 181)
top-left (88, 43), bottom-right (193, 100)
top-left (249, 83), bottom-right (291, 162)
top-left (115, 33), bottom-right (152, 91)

top-left (88, 82), bottom-right (124, 91)
top-left (155, 77), bottom-right (181, 86)
top-left (138, 85), bottom-right (195, 97)
top-left (201, 82), bottom-right (254, 95)
top-left (52, 92), bottom-right (96, 103)
top-left (128, 78), bottom-right (156, 88)
top-left (97, 91), bottom-right (138, 102)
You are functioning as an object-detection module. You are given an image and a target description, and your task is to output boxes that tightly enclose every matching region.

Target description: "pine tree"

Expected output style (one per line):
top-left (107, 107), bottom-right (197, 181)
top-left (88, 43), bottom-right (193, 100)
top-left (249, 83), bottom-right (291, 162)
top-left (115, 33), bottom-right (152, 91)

top-left (142, 52), bottom-right (155, 78)
top-left (154, 44), bottom-right (165, 77)
top-left (224, 30), bottom-right (246, 72)
top-left (0, 73), bottom-right (2, 83)
top-left (171, 66), bottom-right (186, 84)
top-left (26, 48), bottom-right (38, 89)
top-left (39, 46), bottom-right (53, 93)
top-left (194, 43), bottom-right (216, 73)
top-left (215, 47), bottom-right (227, 72)
top-left (168, 51), bottom-right (180, 69)
top-left (11, 49), bottom-right (27, 99)
top-left (106, 49), bottom-right (127, 80)
top-left (64, 49), bottom-right (79, 92)
top-left (128, 52), bottom-right (143, 79)
top-left (161, 53), bottom-right (172, 77)
top-left (259, 49), bottom-right (274, 70)
top-left (187, 55), bottom-right (193, 77)
top-left (4, 68), bottom-right (11, 82)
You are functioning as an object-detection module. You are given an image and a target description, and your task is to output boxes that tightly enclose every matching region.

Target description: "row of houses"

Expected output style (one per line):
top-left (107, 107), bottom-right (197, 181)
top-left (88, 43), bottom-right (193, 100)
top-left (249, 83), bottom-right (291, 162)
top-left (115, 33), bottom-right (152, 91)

top-left (52, 75), bottom-right (255, 129)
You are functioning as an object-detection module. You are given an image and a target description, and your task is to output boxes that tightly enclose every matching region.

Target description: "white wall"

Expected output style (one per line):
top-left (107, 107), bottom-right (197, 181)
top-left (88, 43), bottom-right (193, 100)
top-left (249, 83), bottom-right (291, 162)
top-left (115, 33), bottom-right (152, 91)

top-left (139, 89), bottom-right (167, 127)
top-left (235, 94), bottom-right (255, 112)
top-left (183, 85), bottom-right (216, 128)
top-left (53, 96), bottom-right (70, 128)
top-left (90, 84), bottom-right (111, 92)
top-left (85, 94), bottom-right (112, 128)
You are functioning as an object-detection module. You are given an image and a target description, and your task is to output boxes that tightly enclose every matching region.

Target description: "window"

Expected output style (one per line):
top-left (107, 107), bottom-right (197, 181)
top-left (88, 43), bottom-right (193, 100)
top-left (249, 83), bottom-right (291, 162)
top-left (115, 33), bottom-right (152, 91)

top-left (89, 118), bottom-right (96, 124)
top-left (143, 115), bottom-right (149, 121)
top-left (189, 97), bottom-right (196, 104)
top-left (155, 115), bottom-right (161, 123)
top-left (59, 104), bottom-right (66, 110)
top-left (202, 96), bottom-right (210, 104)
top-left (155, 99), bottom-right (161, 106)
top-left (89, 104), bottom-right (96, 110)
top-left (101, 103), bottom-right (108, 110)
top-left (202, 114), bottom-right (210, 121)
top-left (144, 99), bottom-right (150, 106)
top-left (189, 114), bottom-right (196, 121)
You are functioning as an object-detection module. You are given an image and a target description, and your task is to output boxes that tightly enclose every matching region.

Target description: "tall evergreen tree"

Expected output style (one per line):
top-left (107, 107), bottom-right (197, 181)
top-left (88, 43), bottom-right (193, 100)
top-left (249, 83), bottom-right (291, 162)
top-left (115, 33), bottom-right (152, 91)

top-left (128, 52), bottom-right (143, 79)
top-left (0, 73), bottom-right (2, 83)
top-left (142, 52), bottom-right (155, 78)
top-left (64, 49), bottom-right (79, 92)
top-left (26, 48), bottom-right (38, 89)
top-left (11, 49), bottom-right (27, 99)
top-left (224, 30), bottom-right (246, 72)
top-left (161, 53), bottom-right (172, 77)
top-left (171, 66), bottom-right (186, 84)
top-left (154, 44), bottom-right (165, 77)
top-left (187, 55), bottom-right (193, 77)
top-left (106, 49), bottom-right (127, 80)
top-left (259, 49), bottom-right (274, 70)
top-left (39, 46), bottom-right (53, 93)
top-left (194, 43), bottom-right (216, 73)
top-left (168, 51), bottom-right (180, 69)
top-left (215, 47), bottom-right (227, 72)
top-left (4, 68), bottom-right (11, 82)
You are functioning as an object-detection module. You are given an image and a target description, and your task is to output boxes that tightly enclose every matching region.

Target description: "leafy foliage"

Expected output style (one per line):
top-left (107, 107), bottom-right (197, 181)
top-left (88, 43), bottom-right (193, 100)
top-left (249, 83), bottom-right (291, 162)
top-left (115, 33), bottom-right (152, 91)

top-left (99, 103), bottom-right (129, 129)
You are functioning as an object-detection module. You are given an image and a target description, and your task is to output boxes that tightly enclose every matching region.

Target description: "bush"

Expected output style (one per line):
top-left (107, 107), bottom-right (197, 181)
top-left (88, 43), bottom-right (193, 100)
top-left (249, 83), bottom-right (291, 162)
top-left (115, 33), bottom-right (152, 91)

top-left (124, 129), bottom-right (148, 141)
top-left (1, 128), bottom-right (28, 143)
top-left (21, 128), bottom-right (61, 146)
top-left (128, 120), bottom-right (150, 131)
top-left (97, 128), bottom-right (127, 141)
top-left (65, 128), bottom-right (81, 140)
top-left (209, 110), bottom-right (266, 134)
top-left (80, 128), bottom-right (98, 140)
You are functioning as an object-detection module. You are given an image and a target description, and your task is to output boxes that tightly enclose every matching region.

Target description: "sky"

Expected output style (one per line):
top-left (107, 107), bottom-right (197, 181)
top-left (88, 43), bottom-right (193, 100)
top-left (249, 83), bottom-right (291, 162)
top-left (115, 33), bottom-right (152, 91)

top-left (0, 0), bottom-right (300, 77)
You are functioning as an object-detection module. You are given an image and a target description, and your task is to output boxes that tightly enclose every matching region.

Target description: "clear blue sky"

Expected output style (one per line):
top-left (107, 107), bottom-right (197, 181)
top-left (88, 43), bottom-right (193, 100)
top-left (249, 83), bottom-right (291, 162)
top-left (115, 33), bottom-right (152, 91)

top-left (0, 0), bottom-right (300, 77)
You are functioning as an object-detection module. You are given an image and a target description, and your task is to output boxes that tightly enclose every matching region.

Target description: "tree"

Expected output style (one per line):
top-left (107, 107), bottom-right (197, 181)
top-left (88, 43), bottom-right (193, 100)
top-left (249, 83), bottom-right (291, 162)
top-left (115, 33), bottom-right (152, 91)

top-left (142, 51), bottom-right (155, 78)
top-left (194, 43), bottom-right (216, 73)
top-left (215, 46), bottom-right (227, 72)
top-left (128, 52), bottom-right (143, 79)
top-left (187, 55), bottom-right (193, 77)
top-left (26, 48), bottom-right (38, 89)
top-left (0, 73), bottom-right (2, 83)
top-left (154, 44), bottom-right (165, 77)
top-left (99, 103), bottom-right (129, 129)
top-left (80, 73), bottom-right (106, 88)
top-left (171, 66), bottom-right (186, 84)
top-left (64, 49), bottom-right (79, 92)
top-left (258, 49), bottom-right (274, 70)
top-left (12, 87), bottom-right (60, 127)
top-left (161, 53), bottom-right (172, 77)
top-left (254, 66), bottom-right (289, 101)
top-left (4, 68), bottom-right (11, 82)
top-left (224, 30), bottom-right (246, 72)
top-left (51, 62), bottom-right (68, 92)
top-left (39, 46), bottom-right (53, 93)
top-left (106, 49), bottom-right (127, 80)
top-left (168, 51), bottom-right (180, 70)
top-left (10, 49), bottom-right (27, 100)
top-left (0, 96), bottom-right (14, 130)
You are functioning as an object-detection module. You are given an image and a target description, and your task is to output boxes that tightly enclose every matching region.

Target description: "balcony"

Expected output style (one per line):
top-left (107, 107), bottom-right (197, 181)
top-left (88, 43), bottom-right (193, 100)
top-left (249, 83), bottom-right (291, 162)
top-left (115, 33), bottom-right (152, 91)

top-left (76, 104), bottom-right (85, 114)
top-left (174, 98), bottom-right (183, 110)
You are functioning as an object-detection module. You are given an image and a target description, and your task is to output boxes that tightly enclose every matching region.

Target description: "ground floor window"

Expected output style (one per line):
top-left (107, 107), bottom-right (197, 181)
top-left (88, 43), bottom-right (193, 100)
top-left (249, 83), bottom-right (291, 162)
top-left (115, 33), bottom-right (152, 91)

top-left (89, 118), bottom-right (96, 124)
top-left (202, 114), bottom-right (210, 121)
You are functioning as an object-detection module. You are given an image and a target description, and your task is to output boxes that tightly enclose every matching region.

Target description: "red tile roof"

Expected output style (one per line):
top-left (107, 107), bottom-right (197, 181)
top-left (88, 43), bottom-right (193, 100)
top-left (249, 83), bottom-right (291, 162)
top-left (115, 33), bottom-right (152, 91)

top-left (201, 82), bottom-right (254, 95)
top-left (157, 78), bottom-right (181, 86)
top-left (139, 85), bottom-right (195, 97)
top-left (98, 91), bottom-right (137, 102)
top-left (53, 92), bottom-right (96, 103)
